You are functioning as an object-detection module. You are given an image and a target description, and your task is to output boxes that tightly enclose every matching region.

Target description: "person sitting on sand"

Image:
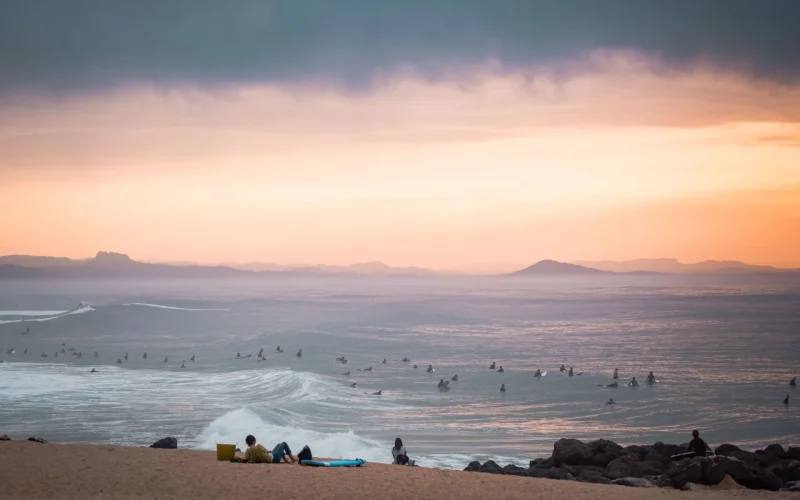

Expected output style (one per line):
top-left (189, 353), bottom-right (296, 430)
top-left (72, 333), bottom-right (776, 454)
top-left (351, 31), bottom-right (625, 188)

top-left (244, 435), bottom-right (296, 464)
top-left (687, 430), bottom-right (710, 457)
top-left (392, 438), bottom-right (414, 466)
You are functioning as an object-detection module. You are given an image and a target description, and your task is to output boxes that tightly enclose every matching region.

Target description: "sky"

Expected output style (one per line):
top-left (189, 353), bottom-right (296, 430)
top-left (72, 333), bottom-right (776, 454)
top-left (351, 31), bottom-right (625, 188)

top-left (1, 1), bottom-right (799, 269)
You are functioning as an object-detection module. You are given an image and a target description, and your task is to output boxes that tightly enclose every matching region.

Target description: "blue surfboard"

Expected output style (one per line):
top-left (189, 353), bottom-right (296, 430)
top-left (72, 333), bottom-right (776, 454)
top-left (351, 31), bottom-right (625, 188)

top-left (301, 459), bottom-right (366, 467)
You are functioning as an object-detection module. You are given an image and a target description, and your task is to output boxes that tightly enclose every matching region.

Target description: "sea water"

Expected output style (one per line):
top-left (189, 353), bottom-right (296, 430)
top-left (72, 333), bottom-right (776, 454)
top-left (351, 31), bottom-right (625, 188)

top-left (1, 276), bottom-right (798, 469)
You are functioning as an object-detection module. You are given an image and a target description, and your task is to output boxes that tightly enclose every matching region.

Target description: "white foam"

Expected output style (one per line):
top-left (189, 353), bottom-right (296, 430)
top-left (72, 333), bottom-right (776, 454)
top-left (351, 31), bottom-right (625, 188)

top-left (196, 408), bottom-right (391, 463)
top-left (122, 303), bottom-right (229, 311)
top-left (0, 304), bottom-right (95, 324)
top-left (0, 310), bottom-right (68, 317)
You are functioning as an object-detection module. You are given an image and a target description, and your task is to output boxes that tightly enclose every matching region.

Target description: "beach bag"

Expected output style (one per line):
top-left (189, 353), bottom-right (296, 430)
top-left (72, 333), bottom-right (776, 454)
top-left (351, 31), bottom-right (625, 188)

top-left (298, 445), bottom-right (313, 462)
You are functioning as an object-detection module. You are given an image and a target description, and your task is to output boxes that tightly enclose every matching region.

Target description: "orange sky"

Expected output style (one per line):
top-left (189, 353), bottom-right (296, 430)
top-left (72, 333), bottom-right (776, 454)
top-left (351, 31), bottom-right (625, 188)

top-left (1, 51), bottom-right (799, 269)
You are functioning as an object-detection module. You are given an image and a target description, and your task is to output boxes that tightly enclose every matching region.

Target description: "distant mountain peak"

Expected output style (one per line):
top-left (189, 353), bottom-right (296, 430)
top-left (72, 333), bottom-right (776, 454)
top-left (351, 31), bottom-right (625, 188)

top-left (94, 251), bottom-right (133, 262)
top-left (511, 260), bottom-right (606, 276)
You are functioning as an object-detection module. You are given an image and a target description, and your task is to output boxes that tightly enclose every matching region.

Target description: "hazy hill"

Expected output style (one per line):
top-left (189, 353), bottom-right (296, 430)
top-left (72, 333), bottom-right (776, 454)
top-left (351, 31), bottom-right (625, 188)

top-left (573, 258), bottom-right (788, 274)
top-left (510, 260), bottom-right (609, 276)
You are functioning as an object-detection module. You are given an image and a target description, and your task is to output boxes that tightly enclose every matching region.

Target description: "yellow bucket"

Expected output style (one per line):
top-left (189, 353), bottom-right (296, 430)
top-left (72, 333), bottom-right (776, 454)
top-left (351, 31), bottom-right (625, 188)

top-left (216, 443), bottom-right (236, 461)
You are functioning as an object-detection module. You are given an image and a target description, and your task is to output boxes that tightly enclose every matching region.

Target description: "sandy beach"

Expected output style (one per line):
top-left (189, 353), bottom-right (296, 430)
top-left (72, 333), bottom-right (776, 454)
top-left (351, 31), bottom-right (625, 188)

top-left (0, 442), bottom-right (796, 500)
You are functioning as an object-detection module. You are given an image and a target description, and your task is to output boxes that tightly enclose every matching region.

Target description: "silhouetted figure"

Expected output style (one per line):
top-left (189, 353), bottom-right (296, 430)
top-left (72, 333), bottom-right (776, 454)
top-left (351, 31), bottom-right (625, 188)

top-left (426, 364), bottom-right (434, 373)
top-left (181, 363), bottom-right (186, 369)
top-left (451, 374), bottom-right (458, 381)
top-left (94, 351), bottom-right (99, 358)
top-left (534, 369), bottom-right (542, 377)
top-left (413, 364), bottom-right (418, 369)
top-left (629, 377), bottom-right (639, 387)
top-left (568, 367), bottom-right (574, 377)
top-left (402, 357), bottom-right (410, 362)
top-left (143, 352), bottom-right (147, 359)
top-left (606, 398), bottom-right (616, 405)
top-left (613, 368), bottom-right (619, 380)
top-left (90, 368), bottom-right (97, 373)
top-left (687, 430), bottom-right (710, 457)
top-left (236, 352), bottom-right (241, 358)
top-left (784, 394), bottom-right (790, 406)
top-left (296, 349), bottom-right (302, 358)
top-left (190, 355), bottom-right (195, 362)
top-left (116, 358), bottom-right (121, 364)
top-left (350, 383), bottom-right (357, 388)
top-left (497, 366), bottom-right (505, 373)
top-left (646, 372), bottom-right (656, 385)
top-left (54, 352), bottom-right (58, 358)
top-left (164, 356), bottom-right (168, 363)
top-left (790, 377), bottom-right (796, 387)
top-left (342, 371), bottom-right (350, 376)
top-left (489, 361), bottom-right (496, 370)
top-left (560, 364), bottom-right (566, 372)
top-left (437, 378), bottom-right (445, 388)
top-left (500, 384), bottom-right (506, 393)
top-left (124, 353), bottom-right (128, 360)
top-left (373, 390), bottom-right (382, 395)
top-left (381, 358), bottom-right (387, 364)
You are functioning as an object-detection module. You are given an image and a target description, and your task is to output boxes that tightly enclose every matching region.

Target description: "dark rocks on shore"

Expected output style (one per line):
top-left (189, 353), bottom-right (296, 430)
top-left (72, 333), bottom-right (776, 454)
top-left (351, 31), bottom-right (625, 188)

top-left (464, 438), bottom-right (798, 491)
top-left (27, 437), bottom-right (47, 443)
top-left (149, 437), bottom-right (177, 449)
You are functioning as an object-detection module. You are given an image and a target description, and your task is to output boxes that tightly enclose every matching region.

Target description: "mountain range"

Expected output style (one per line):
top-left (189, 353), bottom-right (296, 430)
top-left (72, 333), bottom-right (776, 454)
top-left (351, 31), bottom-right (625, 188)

top-left (0, 252), bottom-right (797, 279)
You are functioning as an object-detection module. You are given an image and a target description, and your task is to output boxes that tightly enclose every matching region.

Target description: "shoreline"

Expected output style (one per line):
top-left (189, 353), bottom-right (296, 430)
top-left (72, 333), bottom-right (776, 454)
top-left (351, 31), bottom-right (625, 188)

top-left (1, 441), bottom-right (799, 499)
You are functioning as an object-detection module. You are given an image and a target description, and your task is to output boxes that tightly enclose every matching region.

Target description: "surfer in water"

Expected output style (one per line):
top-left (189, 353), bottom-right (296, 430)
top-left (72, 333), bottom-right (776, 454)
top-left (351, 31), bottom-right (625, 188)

top-left (426, 364), bottom-right (434, 373)
top-left (646, 372), bottom-right (656, 385)
top-left (497, 366), bottom-right (505, 373)
top-left (560, 364), bottom-right (566, 372)
top-left (190, 355), bottom-right (195, 362)
top-left (236, 352), bottom-right (241, 358)
top-left (116, 358), bottom-right (121, 364)
top-left (413, 364), bottom-right (418, 369)
top-left (402, 357), bottom-right (410, 362)
top-left (437, 379), bottom-right (445, 388)
top-left (258, 349), bottom-right (263, 358)
top-left (373, 390), bottom-right (382, 395)
top-left (381, 358), bottom-right (387, 364)
top-left (784, 394), bottom-right (790, 406)
top-left (606, 398), bottom-right (616, 405)
top-left (143, 352), bottom-right (147, 359)
top-left (568, 367), bottom-right (574, 377)
top-left (629, 377), bottom-right (639, 387)
top-left (534, 369), bottom-right (542, 378)
top-left (296, 349), bottom-right (302, 358)
top-left (90, 368), bottom-right (97, 373)
top-left (124, 353), bottom-right (128, 360)
top-left (451, 374), bottom-right (458, 381)
top-left (180, 362), bottom-right (186, 369)
top-left (350, 383), bottom-right (357, 388)
top-left (164, 357), bottom-right (168, 363)
top-left (790, 377), bottom-right (796, 387)
top-left (613, 368), bottom-right (619, 380)
top-left (342, 371), bottom-right (350, 376)
top-left (500, 384), bottom-right (506, 393)
top-left (489, 361), bottom-right (496, 370)
top-left (94, 351), bottom-right (99, 358)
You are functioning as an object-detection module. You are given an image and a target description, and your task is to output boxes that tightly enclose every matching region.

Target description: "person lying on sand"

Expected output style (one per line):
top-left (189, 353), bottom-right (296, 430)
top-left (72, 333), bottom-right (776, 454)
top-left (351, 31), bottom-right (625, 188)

top-left (243, 435), bottom-right (296, 464)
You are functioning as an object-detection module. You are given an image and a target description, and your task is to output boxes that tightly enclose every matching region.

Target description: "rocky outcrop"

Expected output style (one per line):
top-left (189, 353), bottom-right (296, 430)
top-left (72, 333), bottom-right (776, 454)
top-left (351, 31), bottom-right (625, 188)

top-left (27, 437), bottom-right (47, 443)
top-left (149, 437), bottom-right (177, 449)
top-left (464, 439), bottom-right (796, 491)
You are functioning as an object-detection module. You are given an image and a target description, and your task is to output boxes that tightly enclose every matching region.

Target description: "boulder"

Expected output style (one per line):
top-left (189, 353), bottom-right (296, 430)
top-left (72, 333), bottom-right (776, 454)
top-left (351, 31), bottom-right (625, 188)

top-left (576, 468), bottom-right (612, 484)
top-left (27, 437), bottom-right (47, 443)
top-left (532, 456), bottom-right (555, 469)
top-left (587, 439), bottom-right (623, 454)
top-left (464, 461), bottom-right (481, 472)
top-left (552, 439), bottom-right (592, 466)
top-left (754, 469), bottom-right (784, 491)
top-left (478, 460), bottom-right (503, 474)
top-left (654, 442), bottom-right (683, 458)
top-left (149, 437), bottom-right (177, 449)
top-left (715, 443), bottom-right (741, 456)
top-left (502, 464), bottom-right (527, 476)
top-left (591, 451), bottom-right (621, 467)
top-left (545, 467), bottom-right (575, 481)
top-left (668, 457), bottom-right (704, 489)
top-left (607, 455), bottom-right (663, 479)
top-left (763, 444), bottom-right (788, 458)
top-left (713, 456), bottom-right (759, 489)
top-left (0, 434), bottom-right (10, 441)
top-left (784, 460), bottom-right (800, 482)
top-left (612, 477), bottom-right (656, 488)
top-left (788, 447), bottom-right (800, 461)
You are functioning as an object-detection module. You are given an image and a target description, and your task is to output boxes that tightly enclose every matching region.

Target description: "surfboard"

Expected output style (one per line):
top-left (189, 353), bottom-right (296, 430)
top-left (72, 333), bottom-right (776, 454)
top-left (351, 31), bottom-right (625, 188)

top-left (301, 459), bottom-right (366, 467)
top-left (541, 371), bottom-right (547, 377)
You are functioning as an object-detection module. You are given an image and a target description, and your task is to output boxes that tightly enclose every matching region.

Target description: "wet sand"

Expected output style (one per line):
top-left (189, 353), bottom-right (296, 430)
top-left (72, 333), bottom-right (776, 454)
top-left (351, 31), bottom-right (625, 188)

top-left (0, 442), bottom-right (795, 499)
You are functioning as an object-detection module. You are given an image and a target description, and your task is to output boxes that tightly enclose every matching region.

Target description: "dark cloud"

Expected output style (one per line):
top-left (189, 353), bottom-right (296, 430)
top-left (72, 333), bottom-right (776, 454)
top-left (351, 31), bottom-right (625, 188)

top-left (1, 0), bottom-right (799, 96)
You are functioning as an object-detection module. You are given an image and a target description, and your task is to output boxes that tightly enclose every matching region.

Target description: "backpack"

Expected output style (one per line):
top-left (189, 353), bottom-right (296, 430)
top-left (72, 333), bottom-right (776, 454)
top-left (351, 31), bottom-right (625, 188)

top-left (298, 445), bottom-right (313, 462)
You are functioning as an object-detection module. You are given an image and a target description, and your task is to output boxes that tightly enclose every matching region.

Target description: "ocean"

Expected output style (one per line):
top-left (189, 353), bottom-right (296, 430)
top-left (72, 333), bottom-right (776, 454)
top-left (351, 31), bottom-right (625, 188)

top-left (1, 276), bottom-right (798, 469)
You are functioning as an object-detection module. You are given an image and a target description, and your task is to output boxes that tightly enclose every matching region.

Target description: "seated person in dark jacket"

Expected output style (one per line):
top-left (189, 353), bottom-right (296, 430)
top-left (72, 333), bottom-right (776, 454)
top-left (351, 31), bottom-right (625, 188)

top-left (687, 430), bottom-right (710, 457)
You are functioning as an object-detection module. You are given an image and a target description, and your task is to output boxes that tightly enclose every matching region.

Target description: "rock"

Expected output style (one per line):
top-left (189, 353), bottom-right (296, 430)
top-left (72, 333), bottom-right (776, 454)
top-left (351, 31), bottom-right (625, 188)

top-left (607, 455), bottom-right (663, 479)
top-left (502, 464), bottom-right (527, 476)
top-left (478, 460), bottom-right (503, 474)
top-left (532, 457), bottom-right (555, 469)
top-left (149, 437), bottom-right (177, 449)
top-left (754, 469), bottom-right (784, 491)
top-left (650, 475), bottom-right (674, 488)
top-left (653, 442), bottom-right (683, 459)
top-left (0, 434), bottom-right (10, 441)
top-left (642, 458), bottom-right (669, 471)
top-left (702, 457), bottom-right (728, 486)
top-left (552, 438), bottom-right (593, 466)
top-left (576, 468), bottom-right (612, 484)
top-left (713, 456), bottom-right (759, 489)
top-left (464, 461), bottom-right (481, 472)
top-left (524, 467), bottom-right (549, 478)
top-left (788, 447), bottom-right (800, 461)
top-left (587, 439), bottom-right (623, 454)
top-left (591, 451), bottom-right (620, 467)
top-left (763, 444), bottom-right (788, 458)
top-left (783, 460), bottom-right (800, 482)
top-left (27, 437), bottom-right (47, 443)
top-left (668, 457), bottom-right (705, 489)
top-left (612, 477), bottom-right (656, 488)
top-left (715, 443), bottom-right (742, 456)
top-left (545, 467), bottom-right (575, 481)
